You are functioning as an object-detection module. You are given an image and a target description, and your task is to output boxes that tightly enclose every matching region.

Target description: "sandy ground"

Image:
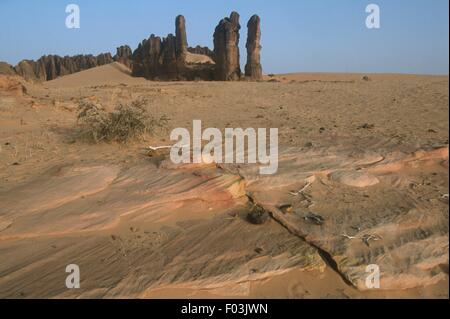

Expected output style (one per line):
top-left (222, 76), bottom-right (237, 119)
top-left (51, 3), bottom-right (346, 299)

top-left (0, 63), bottom-right (448, 298)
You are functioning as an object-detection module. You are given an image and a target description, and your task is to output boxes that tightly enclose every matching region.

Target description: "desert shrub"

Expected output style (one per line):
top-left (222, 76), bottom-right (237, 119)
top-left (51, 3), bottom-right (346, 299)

top-left (77, 99), bottom-right (168, 143)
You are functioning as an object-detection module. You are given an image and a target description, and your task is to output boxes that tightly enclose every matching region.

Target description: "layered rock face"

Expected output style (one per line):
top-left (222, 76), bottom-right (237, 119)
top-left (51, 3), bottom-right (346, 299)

top-left (13, 53), bottom-right (114, 82)
top-left (245, 15), bottom-right (263, 80)
top-left (113, 45), bottom-right (133, 68)
top-left (213, 12), bottom-right (242, 81)
top-left (244, 146), bottom-right (449, 291)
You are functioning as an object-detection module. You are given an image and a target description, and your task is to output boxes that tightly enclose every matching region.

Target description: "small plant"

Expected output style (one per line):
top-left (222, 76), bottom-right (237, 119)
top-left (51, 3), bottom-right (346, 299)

top-left (77, 99), bottom-right (168, 143)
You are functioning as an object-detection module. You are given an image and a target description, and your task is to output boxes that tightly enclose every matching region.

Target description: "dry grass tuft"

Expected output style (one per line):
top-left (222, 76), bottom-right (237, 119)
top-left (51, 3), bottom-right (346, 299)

top-left (77, 99), bottom-right (168, 143)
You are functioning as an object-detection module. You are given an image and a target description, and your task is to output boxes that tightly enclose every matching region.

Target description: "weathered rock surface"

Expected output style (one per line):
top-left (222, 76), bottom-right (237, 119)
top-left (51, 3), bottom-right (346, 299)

top-left (113, 45), bottom-right (133, 68)
top-left (8, 12), bottom-right (263, 83)
top-left (245, 15), bottom-right (263, 80)
top-left (131, 12), bottom-right (256, 82)
top-left (213, 12), bottom-right (242, 81)
top-left (0, 75), bottom-right (27, 96)
top-left (96, 53), bottom-right (113, 66)
top-left (0, 162), bottom-right (325, 298)
top-left (237, 144), bottom-right (449, 291)
top-left (132, 35), bottom-right (162, 79)
top-left (13, 60), bottom-right (40, 82)
top-left (132, 35), bottom-right (167, 79)
top-left (1, 143), bottom-right (446, 297)
top-left (0, 62), bottom-right (16, 76)
top-left (13, 53), bottom-right (114, 82)
top-left (175, 15), bottom-right (188, 58)
top-left (132, 16), bottom-right (215, 81)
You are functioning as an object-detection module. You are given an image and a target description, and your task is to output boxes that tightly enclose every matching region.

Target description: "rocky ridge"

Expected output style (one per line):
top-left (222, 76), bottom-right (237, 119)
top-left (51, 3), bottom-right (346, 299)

top-left (1, 12), bottom-right (263, 82)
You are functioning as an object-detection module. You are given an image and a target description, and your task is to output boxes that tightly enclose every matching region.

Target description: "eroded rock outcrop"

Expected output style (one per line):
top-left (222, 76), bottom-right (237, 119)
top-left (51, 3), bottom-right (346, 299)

top-left (241, 145), bottom-right (449, 291)
top-left (245, 15), bottom-right (263, 80)
top-left (213, 12), bottom-right (242, 81)
top-left (175, 15), bottom-right (188, 58)
top-left (131, 15), bottom-right (215, 81)
top-left (0, 62), bottom-right (16, 76)
top-left (13, 60), bottom-right (39, 82)
top-left (113, 45), bottom-right (133, 68)
top-left (0, 75), bottom-right (27, 96)
top-left (131, 12), bottom-right (259, 82)
top-left (132, 35), bottom-right (161, 79)
top-left (0, 160), bottom-right (326, 298)
top-left (160, 34), bottom-right (179, 79)
top-left (96, 53), bottom-right (113, 66)
top-left (13, 53), bottom-right (114, 82)
top-left (9, 12), bottom-right (263, 83)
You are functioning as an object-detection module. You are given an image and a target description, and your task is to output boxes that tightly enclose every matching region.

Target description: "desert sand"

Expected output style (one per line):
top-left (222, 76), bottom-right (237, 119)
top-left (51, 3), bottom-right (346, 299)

top-left (0, 63), bottom-right (448, 298)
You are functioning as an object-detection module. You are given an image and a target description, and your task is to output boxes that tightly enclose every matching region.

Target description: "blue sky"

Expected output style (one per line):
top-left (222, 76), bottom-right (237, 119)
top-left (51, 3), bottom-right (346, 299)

top-left (0, 0), bottom-right (448, 74)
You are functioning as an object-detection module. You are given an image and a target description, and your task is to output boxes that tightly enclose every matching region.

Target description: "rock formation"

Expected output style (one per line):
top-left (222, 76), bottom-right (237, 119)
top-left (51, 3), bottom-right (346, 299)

top-left (0, 62), bottom-right (16, 76)
top-left (6, 12), bottom-right (263, 83)
top-left (132, 35), bottom-right (162, 79)
top-left (96, 53), bottom-right (113, 66)
top-left (213, 12), bottom-right (242, 81)
top-left (13, 60), bottom-right (39, 82)
top-left (244, 146), bottom-right (450, 291)
top-left (175, 15), bottom-right (188, 58)
top-left (0, 75), bottom-right (27, 96)
top-left (131, 15), bottom-right (215, 81)
top-left (245, 15), bottom-right (263, 80)
top-left (13, 53), bottom-right (114, 82)
top-left (160, 34), bottom-right (179, 79)
top-left (113, 45), bottom-right (133, 68)
top-left (131, 16), bottom-right (188, 80)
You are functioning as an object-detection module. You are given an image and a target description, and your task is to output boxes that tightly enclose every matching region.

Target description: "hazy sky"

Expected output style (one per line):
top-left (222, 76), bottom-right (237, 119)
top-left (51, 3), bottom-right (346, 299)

top-left (0, 0), bottom-right (448, 74)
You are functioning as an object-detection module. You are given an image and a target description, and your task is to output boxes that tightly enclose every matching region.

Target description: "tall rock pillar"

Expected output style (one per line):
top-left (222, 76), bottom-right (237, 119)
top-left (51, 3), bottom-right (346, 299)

top-left (175, 15), bottom-right (188, 59)
top-left (213, 11), bottom-right (241, 81)
top-left (245, 15), bottom-right (262, 80)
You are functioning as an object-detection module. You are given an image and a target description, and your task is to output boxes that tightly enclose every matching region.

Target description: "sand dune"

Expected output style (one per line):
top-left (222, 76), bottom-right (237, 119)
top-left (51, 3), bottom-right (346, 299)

top-left (45, 62), bottom-right (144, 89)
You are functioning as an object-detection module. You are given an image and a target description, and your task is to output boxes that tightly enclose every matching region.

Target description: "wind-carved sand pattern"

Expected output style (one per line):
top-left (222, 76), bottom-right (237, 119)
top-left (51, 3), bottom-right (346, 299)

top-left (0, 140), bottom-right (447, 297)
top-left (241, 144), bottom-right (449, 291)
top-left (0, 159), bottom-right (326, 298)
